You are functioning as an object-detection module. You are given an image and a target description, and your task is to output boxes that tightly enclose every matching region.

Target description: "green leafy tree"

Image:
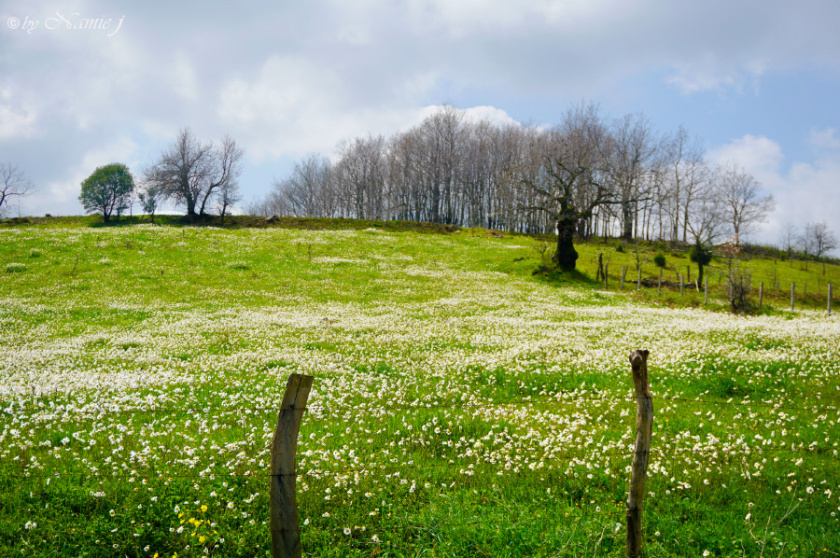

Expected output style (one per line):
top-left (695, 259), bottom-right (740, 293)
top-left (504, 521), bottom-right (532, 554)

top-left (79, 164), bottom-right (135, 222)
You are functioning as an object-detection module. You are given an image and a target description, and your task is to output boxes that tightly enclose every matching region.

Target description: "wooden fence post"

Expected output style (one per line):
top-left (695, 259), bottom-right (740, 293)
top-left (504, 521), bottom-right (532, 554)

top-left (271, 374), bottom-right (314, 558)
top-left (627, 350), bottom-right (653, 558)
top-left (637, 268), bottom-right (642, 290)
top-left (686, 265), bottom-right (690, 282)
top-left (791, 283), bottom-right (796, 312)
top-left (679, 275), bottom-right (684, 297)
top-left (657, 268), bottom-right (662, 295)
top-left (621, 265), bottom-right (627, 289)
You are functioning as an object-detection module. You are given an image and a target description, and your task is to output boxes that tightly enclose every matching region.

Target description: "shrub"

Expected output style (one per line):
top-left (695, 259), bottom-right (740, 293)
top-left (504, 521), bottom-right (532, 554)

top-left (653, 252), bottom-right (666, 268)
top-left (616, 242), bottom-right (625, 253)
top-left (727, 266), bottom-right (755, 314)
top-left (5, 263), bottom-right (26, 273)
top-left (29, 250), bottom-right (42, 258)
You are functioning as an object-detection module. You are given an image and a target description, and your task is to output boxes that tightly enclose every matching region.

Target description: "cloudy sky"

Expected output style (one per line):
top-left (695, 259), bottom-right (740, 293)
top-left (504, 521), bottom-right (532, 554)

top-left (2, 0), bottom-right (839, 247)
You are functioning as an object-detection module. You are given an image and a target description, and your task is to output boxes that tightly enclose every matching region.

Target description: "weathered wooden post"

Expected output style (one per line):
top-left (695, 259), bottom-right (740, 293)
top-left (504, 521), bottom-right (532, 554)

top-left (686, 265), bottom-right (690, 282)
top-left (271, 374), bottom-right (314, 558)
top-left (679, 275), bottom-right (684, 297)
top-left (791, 283), bottom-right (796, 312)
top-left (704, 277), bottom-right (708, 304)
top-left (759, 281), bottom-right (764, 309)
top-left (829, 284), bottom-right (833, 317)
top-left (657, 268), bottom-right (662, 295)
top-left (627, 350), bottom-right (653, 558)
top-left (621, 265), bottom-right (627, 289)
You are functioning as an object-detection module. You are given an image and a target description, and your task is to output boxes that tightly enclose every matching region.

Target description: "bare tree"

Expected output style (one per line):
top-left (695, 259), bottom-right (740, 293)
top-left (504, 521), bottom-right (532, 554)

top-left (802, 221), bottom-right (838, 264)
top-left (715, 163), bottom-right (775, 245)
top-left (216, 180), bottom-right (242, 224)
top-left (272, 154), bottom-right (333, 218)
top-left (0, 163), bottom-right (35, 217)
top-left (685, 167), bottom-right (726, 286)
top-left (778, 223), bottom-right (799, 258)
top-left (660, 127), bottom-right (708, 243)
top-left (607, 113), bottom-right (658, 240)
top-left (137, 184), bottom-right (163, 224)
top-left (144, 129), bottom-right (243, 218)
top-left (521, 103), bottom-right (617, 270)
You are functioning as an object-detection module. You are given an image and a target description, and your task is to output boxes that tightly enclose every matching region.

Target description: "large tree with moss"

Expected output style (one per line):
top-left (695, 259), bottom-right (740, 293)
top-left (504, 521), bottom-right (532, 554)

top-left (79, 163), bottom-right (135, 222)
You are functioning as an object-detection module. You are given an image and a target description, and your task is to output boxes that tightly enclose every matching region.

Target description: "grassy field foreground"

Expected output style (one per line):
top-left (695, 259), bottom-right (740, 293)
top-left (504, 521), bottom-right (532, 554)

top-left (1, 221), bottom-right (839, 557)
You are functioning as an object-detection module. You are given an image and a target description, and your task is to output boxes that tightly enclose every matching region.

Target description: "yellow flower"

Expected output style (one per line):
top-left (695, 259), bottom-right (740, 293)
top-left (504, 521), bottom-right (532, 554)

top-left (153, 554), bottom-right (158, 558)
top-left (200, 505), bottom-right (208, 513)
top-left (199, 536), bottom-right (205, 543)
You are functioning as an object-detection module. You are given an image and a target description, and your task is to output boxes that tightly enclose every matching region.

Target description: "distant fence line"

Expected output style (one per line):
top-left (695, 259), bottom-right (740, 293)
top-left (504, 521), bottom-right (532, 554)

top-left (600, 262), bottom-right (835, 315)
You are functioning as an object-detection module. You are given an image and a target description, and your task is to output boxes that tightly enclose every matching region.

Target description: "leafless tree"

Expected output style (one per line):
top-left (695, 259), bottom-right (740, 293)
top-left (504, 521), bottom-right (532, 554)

top-left (802, 221), bottom-right (838, 261)
top-left (216, 179), bottom-right (242, 224)
top-left (715, 163), bottom-right (775, 245)
top-left (271, 154), bottom-right (333, 218)
top-left (778, 223), bottom-right (799, 258)
top-left (144, 129), bottom-right (243, 218)
top-left (520, 103), bottom-right (618, 270)
top-left (607, 113), bottom-right (658, 240)
top-left (660, 127), bottom-right (708, 243)
top-left (684, 166), bottom-right (727, 285)
top-left (0, 163), bottom-right (35, 217)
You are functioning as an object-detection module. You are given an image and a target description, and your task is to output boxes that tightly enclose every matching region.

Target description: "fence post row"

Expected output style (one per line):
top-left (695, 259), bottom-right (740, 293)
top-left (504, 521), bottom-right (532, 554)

top-left (627, 350), bottom-right (653, 558)
top-left (270, 374), bottom-right (314, 558)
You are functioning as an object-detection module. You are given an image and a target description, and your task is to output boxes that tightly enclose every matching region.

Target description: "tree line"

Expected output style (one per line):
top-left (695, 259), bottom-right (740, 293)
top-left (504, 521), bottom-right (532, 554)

top-left (249, 103), bottom-right (780, 270)
top-left (2, 103), bottom-right (836, 274)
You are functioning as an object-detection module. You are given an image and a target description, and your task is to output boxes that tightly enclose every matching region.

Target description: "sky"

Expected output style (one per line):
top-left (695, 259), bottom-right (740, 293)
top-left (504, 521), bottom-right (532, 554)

top-left (1, 0), bottom-right (839, 249)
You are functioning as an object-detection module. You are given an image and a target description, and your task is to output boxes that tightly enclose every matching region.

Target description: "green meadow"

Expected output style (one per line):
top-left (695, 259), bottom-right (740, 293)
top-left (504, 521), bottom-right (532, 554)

top-left (1, 217), bottom-right (839, 557)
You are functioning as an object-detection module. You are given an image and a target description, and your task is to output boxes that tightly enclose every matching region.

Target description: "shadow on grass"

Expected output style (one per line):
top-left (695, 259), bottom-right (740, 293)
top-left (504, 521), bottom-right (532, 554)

top-left (531, 264), bottom-right (599, 288)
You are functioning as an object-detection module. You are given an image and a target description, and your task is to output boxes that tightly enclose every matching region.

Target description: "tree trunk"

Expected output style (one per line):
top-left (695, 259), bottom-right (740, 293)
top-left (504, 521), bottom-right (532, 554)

top-left (553, 216), bottom-right (579, 271)
top-left (622, 200), bottom-right (633, 240)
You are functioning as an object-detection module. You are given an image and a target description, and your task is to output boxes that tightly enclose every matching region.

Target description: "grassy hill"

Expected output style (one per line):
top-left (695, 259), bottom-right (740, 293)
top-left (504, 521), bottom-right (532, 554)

top-left (1, 218), bottom-right (839, 557)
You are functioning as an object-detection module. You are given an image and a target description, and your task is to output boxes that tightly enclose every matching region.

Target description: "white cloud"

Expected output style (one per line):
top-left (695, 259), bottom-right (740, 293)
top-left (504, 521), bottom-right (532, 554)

top-left (709, 134), bottom-right (840, 252)
top-left (217, 55), bottom-right (438, 159)
top-left (0, 88), bottom-right (38, 141)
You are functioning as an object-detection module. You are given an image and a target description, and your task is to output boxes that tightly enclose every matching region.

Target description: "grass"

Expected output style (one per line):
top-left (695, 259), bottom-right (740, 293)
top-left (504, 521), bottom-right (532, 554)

top-left (0, 218), bottom-right (839, 557)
